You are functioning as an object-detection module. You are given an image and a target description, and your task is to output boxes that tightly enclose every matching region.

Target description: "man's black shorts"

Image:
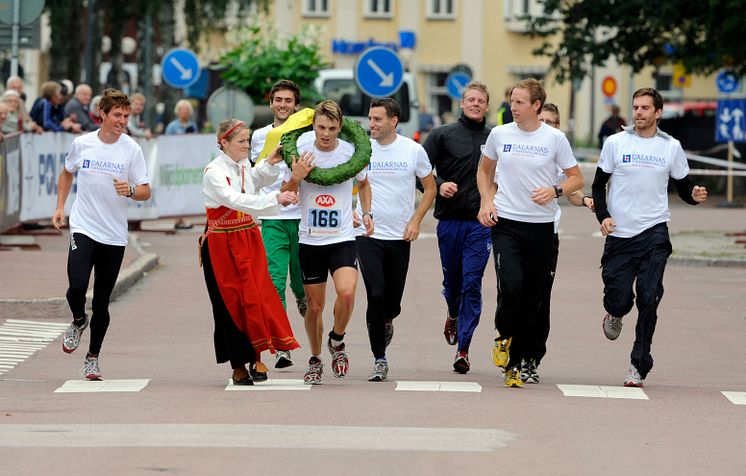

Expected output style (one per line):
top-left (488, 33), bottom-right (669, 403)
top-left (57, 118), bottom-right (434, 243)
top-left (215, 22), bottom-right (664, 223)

top-left (299, 241), bottom-right (358, 285)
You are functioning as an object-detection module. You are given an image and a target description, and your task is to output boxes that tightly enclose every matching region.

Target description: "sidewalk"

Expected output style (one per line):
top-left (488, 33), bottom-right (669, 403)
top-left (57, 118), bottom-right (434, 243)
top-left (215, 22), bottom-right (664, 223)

top-left (0, 224), bottom-right (163, 320)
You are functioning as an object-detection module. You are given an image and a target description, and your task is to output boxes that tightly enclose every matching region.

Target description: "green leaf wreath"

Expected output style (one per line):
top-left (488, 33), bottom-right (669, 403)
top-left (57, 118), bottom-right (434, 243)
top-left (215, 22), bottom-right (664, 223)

top-left (280, 117), bottom-right (372, 186)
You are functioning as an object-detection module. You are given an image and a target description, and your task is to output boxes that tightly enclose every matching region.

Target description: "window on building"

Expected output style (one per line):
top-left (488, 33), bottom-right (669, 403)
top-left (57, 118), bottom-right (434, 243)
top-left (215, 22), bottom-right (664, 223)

top-left (427, 0), bottom-right (455, 20)
top-left (303, 0), bottom-right (330, 17)
top-left (365, 0), bottom-right (393, 18)
top-left (504, 0), bottom-right (554, 32)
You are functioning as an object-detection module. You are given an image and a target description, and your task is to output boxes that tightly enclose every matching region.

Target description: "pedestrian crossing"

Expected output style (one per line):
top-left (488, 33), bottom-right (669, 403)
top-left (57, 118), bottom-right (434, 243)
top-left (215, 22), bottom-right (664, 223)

top-left (0, 319), bottom-right (68, 375)
top-left (2, 319), bottom-right (744, 405)
top-left (43, 378), bottom-right (746, 405)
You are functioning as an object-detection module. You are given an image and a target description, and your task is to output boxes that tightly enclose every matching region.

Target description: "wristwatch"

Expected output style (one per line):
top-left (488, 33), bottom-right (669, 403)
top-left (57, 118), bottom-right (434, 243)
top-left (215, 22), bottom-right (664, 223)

top-left (127, 185), bottom-right (135, 198)
top-left (554, 185), bottom-right (563, 198)
top-left (362, 211), bottom-right (374, 220)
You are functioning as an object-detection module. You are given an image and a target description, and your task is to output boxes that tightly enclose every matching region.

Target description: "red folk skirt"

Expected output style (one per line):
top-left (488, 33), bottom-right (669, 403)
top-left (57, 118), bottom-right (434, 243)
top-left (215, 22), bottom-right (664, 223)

top-left (204, 206), bottom-right (299, 355)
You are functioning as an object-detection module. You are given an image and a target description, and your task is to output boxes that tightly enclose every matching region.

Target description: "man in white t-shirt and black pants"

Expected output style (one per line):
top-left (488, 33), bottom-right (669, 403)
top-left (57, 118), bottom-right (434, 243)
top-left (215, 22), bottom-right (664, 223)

top-left (477, 78), bottom-right (583, 388)
top-left (52, 88), bottom-right (151, 380)
top-left (282, 100), bottom-right (373, 385)
top-left (355, 98), bottom-right (437, 381)
top-left (591, 87), bottom-right (708, 387)
top-left (251, 79), bottom-right (305, 372)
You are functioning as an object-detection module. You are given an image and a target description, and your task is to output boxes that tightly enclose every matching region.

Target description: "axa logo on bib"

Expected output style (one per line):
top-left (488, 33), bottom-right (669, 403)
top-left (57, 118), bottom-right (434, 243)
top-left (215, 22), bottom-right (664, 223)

top-left (315, 195), bottom-right (336, 207)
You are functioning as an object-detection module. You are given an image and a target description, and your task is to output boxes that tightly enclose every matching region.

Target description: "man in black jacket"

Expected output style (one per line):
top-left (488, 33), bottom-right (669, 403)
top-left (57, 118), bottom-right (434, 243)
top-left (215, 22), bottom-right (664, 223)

top-left (422, 81), bottom-right (492, 374)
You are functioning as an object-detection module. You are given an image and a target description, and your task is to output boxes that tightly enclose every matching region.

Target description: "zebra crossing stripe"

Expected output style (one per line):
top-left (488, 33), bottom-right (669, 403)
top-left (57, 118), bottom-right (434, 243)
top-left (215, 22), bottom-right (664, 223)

top-left (721, 391), bottom-right (746, 405)
top-left (0, 319), bottom-right (67, 376)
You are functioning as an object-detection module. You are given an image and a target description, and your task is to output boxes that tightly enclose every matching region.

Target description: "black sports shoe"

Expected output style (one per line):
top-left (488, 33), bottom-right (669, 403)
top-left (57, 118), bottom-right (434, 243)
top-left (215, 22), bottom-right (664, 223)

top-left (250, 362), bottom-right (268, 382)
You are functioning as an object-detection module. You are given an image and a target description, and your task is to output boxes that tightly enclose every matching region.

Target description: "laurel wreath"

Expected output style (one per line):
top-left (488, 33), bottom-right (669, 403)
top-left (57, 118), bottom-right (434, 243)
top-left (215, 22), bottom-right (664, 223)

top-left (280, 117), bottom-right (372, 186)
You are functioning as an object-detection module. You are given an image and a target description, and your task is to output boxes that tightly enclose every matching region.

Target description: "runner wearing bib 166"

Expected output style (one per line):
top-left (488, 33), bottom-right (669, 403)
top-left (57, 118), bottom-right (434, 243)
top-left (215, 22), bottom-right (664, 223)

top-left (281, 100), bottom-right (373, 385)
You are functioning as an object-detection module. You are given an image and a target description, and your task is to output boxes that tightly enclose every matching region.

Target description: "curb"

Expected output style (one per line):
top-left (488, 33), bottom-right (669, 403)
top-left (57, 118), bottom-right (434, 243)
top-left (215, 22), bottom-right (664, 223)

top-left (0, 233), bottom-right (159, 307)
top-left (669, 256), bottom-right (746, 268)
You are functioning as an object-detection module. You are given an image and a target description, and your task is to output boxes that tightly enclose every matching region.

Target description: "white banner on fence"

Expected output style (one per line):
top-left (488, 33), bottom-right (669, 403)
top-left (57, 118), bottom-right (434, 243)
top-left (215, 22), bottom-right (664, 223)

top-left (16, 133), bottom-right (218, 223)
top-left (154, 135), bottom-right (218, 217)
top-left (19, 133), bottom-right (76, 222)
top-left (127, 138), bottom-right (159, 221)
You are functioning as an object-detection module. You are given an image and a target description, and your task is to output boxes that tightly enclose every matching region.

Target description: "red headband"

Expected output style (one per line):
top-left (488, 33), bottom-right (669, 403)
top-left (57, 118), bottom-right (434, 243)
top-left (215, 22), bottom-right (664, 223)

top-left (218, 121), bottom-right (246, 145)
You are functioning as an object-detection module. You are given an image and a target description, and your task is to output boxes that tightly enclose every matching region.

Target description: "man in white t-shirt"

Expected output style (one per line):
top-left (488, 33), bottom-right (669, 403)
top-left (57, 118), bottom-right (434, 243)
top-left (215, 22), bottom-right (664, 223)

top-left (250, 79), bottom-right (305, 372)
top-left (282, 100), bottom-right (373, 385)
top-left (52, 88), bottom-right (151, 381)
top-left (354, 98), bottom-right (436, 382)
top-left (591, 87), bottom-right (708, 387)
top-left (488, 102), bottom-right (595, 385)
top-left (477, 78), bottom-right (583, 388)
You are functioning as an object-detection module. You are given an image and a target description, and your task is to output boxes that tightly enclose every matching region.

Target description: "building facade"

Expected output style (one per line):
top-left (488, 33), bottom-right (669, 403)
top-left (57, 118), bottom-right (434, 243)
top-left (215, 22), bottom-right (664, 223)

top-left (262, 0), bottom-right (720, 144)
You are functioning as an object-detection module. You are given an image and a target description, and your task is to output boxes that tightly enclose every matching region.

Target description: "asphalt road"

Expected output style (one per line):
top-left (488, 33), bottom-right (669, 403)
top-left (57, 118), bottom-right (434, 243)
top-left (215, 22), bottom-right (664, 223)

top-left (1, 202), bottom-right (745, 475)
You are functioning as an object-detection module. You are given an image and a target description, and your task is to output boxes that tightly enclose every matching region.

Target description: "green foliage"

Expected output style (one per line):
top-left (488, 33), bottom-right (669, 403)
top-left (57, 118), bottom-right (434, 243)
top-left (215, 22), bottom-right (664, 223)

top-left (527, 0), bottom-right (746, 83)
top-left (215, 24), bottom-right (329, 105)
top-left (280, 118), bottom-right (372, 186)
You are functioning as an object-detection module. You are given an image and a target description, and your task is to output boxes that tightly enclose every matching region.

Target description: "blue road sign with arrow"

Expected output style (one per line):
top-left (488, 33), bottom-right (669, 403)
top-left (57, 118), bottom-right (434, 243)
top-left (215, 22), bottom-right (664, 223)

top-left (716, 70), bottom-right (740, 94)
top-left (445, 71), bottom-right (471, 100)
top-left (161, 48), bottom-right (200, 89)
top-left (354, 47), bottom-right (404, 98)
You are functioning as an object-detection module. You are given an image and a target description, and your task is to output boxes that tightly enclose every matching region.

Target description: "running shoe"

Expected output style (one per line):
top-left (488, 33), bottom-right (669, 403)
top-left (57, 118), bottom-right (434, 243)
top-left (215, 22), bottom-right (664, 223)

top-left (296, 297), bottom-right (308, 318)
top-left (504, 366), bottom-right (523, 388)
top-left (304, 356), bottom-right (323, 385)
top-left (368, 358), bottom-right (389, 382)
top-left (444, 313), bottom-right (458, 346)
top-left (603, 313), bottom-right (623, 340)
top-left (275, 350), bottom-right (293, 369)
top-left (81, 354), bottom-right (102, 381)
top-left (491, 335), bottom-right (511, 369)
top-left (520, 359), bottom-right (540, 384)
top-left (250, 362), bottom-right (268, 382)
top-left (453, 351), bottom-right (470, 374)
top-left (328, 338), bottom-right (349, 378)
top-left (62, 315), bottom-right (89, 354)
top-left (623, 364), bottom-right (643, 387)
top-left (384, 320), bottom-right (394, 348)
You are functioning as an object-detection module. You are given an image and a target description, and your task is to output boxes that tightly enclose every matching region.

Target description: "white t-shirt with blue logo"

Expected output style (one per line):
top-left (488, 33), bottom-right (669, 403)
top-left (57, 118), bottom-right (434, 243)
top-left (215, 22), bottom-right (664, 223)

top-left (483, 122), bottom-right (577, 223)
top-left (286, 131), bottom-right (367, 246)
top-left (65, 131), bottom-right (149, 246)
top-left (251, 123), bottom-right (301, 220)
top-left (354, 135), bottom-right (433, 240)
top-left (598, 128), bottom-right (689, 238)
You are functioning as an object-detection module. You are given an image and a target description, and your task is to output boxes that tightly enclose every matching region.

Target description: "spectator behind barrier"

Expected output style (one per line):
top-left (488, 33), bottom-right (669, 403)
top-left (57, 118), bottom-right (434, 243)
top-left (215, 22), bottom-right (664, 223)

top-left (5, 75), bottom-right (43, 133)
top-left (89, 95), bottom-right (102, 127)
top-left (165, 99), bottom-right (197, 135)
top-left (0, 102), bottom-right (8, 142)
top-left (128, 92), bottom-right (153, 139)
top-left (29, 81), bottom-right (82, 133)
top-left (64, 84), bottom-right (99, 132)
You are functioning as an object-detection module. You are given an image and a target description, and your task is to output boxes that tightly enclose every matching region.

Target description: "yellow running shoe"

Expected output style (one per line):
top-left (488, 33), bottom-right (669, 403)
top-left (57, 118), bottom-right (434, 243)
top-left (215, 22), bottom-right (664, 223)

top-left (504, 366), bottom-right (523, 388)
top-left (491, 335), bottom-right (511, 368)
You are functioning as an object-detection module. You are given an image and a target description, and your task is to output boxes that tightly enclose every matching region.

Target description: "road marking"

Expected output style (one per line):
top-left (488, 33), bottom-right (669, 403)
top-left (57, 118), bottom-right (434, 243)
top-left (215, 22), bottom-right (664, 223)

top-left (0, 319), bottom-right (68, 376)
top-left (0, 424), bottom-right (516, 451)
top-left (54, 379), bottom-right (150, 393)
top-left (721, 391), bottom-right (746, 405)
top-left (557, 384), bottom-right (648, 400)
top-left (225, 378), bottom-right (310, 391)
top-left (395, 381), bottom-right (482, 392)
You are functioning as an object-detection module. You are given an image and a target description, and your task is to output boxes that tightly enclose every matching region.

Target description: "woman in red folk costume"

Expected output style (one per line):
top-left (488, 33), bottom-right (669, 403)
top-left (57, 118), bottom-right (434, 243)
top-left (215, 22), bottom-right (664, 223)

top-left (201, 118), bottom-right (300, 385)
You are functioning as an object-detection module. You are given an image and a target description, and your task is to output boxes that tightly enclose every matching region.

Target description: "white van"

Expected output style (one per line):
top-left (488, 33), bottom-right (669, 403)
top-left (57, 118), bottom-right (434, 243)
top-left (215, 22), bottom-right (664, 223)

top-left (314, 69), bottom-right (421, 141)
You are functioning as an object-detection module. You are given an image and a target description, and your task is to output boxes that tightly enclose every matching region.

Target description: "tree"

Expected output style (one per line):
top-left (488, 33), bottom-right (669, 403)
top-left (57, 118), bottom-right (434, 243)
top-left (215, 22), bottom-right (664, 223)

top-left (215, 24), bottom-right (329, 106)
top-left (527, 0), bottom-right (746, 84)
top-left (46, 0), bottom-right (83, 82)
